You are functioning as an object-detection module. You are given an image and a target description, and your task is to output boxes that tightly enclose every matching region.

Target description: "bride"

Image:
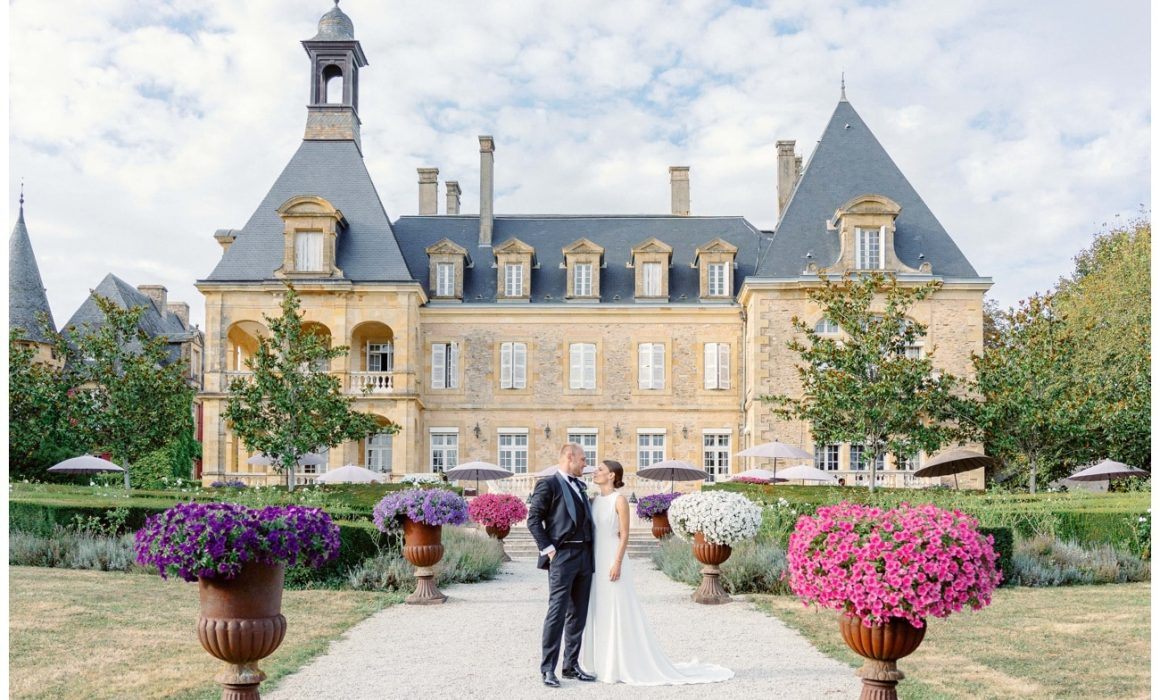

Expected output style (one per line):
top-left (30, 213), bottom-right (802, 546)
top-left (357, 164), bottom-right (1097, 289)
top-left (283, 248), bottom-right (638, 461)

top-left (579, 460), bottom-right (733, 686)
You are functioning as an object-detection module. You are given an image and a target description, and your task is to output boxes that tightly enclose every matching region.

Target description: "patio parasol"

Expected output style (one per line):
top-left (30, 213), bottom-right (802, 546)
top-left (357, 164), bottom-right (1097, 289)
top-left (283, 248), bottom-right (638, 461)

top-left (246, 453), bottom-right (275, 466)
top-left (443, 461), bottom-right (515, 493)
top-left (47, 454), bottom-right (128, 489)
top-left (314, 465), bottom-right (388, 484)
top-left (736, 440), bottom-right (814, 482)
top-left (1067, 459), bottom-right (1150, 482)
top-left (636, 460), bottom-right (711, 492)
top-left (912, 449), bottom-right (995, 488)
top-left (774, 463), bottom-right (839, 484)
top-left (729, 468), bottom-right (788, 483)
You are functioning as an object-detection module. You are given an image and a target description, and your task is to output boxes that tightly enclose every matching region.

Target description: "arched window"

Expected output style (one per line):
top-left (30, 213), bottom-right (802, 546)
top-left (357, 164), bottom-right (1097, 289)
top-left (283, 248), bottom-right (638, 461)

top-left (814, 318), bottom-right (840, 335)
top-left (323, 64), bottom-right (344, 104)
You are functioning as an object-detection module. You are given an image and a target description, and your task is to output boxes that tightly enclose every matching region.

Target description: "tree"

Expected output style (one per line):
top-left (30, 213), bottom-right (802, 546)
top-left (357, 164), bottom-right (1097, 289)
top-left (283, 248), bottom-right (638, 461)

top-left (1053, 216), bottom-right (1150, 470)
top-left (65, 296), bottom-right (197, 489)
top-left (8, 326), bottom-right (83, 479)
top-left (763, 272), bottom-right (971, 493)
top-left (223, 286), bottom-right (387, 491)
top-left (970, 293), bottom-right (1087, 492)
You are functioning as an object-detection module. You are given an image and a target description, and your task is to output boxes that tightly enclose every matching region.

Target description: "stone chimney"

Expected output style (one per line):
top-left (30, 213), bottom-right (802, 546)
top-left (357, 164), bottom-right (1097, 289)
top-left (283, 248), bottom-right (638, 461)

top-left (479, 136), bottom-right (495, 246)
top-left (418, 168), bottom-right (439, 215)
top-left (669, 166), bottom-right (690, 216)
top-left (777, 140), bottom-right (801, 221)
top-left (446, 181), bottom-right (461, 215)
top-left (137, 285), bottom-right (168, 314)
top-left (167, 302), bottom-right (190, 327)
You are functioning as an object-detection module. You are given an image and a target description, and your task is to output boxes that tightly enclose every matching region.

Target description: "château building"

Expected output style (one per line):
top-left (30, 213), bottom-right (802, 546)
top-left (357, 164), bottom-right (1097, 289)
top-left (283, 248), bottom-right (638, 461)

top-left (197, 4), bottom-right (989, 492)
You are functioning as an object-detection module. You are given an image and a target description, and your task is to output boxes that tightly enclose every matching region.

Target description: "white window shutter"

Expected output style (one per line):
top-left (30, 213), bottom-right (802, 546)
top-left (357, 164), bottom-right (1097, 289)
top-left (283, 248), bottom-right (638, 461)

top-left (583, 345), bottom-right (595, 389)
top-left (432, 344), bottom-right (445, 389)
top-left (705, 344), bottom-right (718, 389)
top-left (500, 342), bottom-right (512, 389)
top-left (570, 344), bottom-right (582, 389)
top-left (879, 226), bottom-right (886, 269)
top-left (719, 343), bottom-right (731, 389)
top-left (514, 343), bottom-right (527, 389)
top-left (855, 230), bottom-right (863, 269)
top-left (449, 343), bottom-right (459, 388)
top-left (653, 344), bottom-right (665, 389)
top-left (638, 344), bottom-right (651, 389)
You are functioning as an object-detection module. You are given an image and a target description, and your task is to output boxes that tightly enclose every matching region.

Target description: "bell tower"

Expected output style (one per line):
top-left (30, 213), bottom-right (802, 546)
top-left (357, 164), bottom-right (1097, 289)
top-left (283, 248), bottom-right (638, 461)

top-left (302, 1), bottom-right (369, 151)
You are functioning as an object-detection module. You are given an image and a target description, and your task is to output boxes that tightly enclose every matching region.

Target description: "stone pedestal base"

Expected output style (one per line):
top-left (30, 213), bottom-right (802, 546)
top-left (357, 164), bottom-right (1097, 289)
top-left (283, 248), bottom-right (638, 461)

top-left (856, 659), bottom-right (905, 700)
top-left (406, 566), bottom-right (448, 605)
top-left (691, 564), bottom-right (731, 604)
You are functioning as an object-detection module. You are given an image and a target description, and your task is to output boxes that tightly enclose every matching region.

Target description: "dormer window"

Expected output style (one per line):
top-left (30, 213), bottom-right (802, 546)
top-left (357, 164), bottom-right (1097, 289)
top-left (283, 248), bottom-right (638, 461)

top-left (275, 195), bottom-right (344, 278)
top-left (494, 238), bottom-right (535, 302)
top-left (631, 238), bottom-right (672, 301)
top-left (425, 238), bottom-right (470, 301)
top-left (693, 238), bottom-right (738, 300)
top-left (563, 238), bottom-right (604, 300)
top-left (830, 194), bottom-right (922, 274)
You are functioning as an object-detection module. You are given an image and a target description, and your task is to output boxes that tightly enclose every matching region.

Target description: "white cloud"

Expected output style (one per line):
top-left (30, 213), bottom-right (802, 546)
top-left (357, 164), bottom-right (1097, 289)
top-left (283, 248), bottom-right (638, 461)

top-left (8, 0), bottom-right (1150, 329)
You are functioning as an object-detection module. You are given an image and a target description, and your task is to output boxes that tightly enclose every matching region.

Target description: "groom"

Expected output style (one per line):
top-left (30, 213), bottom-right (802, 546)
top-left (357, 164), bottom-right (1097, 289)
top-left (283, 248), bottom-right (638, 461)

top-left (527, 443), bottom-right (597, 688)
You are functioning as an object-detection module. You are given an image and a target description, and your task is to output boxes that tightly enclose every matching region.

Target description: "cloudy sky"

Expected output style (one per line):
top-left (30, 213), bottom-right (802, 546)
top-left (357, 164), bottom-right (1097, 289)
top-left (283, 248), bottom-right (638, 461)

top-left (8, 0), bottom-right (1151, 330)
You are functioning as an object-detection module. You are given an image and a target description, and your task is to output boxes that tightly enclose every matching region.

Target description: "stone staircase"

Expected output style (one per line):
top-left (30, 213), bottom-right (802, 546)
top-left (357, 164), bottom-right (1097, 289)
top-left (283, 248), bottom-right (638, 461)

top-left (498, 524), bottom-right (663, 561)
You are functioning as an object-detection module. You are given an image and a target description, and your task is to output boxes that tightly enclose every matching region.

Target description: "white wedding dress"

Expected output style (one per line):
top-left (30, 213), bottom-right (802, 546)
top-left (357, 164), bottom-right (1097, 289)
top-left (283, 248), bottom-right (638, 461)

top-left (579, 492), bottom-right (734, 686)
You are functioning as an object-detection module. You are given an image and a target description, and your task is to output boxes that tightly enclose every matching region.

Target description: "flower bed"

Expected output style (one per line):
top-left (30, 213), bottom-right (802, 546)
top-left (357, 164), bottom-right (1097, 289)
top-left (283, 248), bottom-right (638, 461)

top-left (635, 492), bottom-right (682, 519)
top-left (467, 493), bottom-right (528, 530)
top-left (787, 501), bottom-right (1002, 628)
top-left (134, 502), bottom-right (341, 581)
top-left (373, 488), bottom-right (469, 532)
top-left (667, 491), bottom-right (763, 545)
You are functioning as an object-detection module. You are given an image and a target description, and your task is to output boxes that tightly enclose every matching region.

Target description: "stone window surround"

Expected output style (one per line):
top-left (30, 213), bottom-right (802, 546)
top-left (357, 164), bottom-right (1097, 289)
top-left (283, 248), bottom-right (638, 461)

top-left (425, 238), bottom-right (470, 301)
top-left (629, 238), bottom-right (673, 301)
top-left (274, 195), bottom-right (345, 279)
top-left (494, 238), bottom-right (535, 302)
top-left (563, 238), bottom-right (605, 300)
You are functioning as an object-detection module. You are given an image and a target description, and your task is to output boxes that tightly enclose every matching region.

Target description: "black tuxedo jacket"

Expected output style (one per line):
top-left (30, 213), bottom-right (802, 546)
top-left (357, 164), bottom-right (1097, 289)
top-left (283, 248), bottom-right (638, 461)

top-left (526, 473), bottom-right (594, 571)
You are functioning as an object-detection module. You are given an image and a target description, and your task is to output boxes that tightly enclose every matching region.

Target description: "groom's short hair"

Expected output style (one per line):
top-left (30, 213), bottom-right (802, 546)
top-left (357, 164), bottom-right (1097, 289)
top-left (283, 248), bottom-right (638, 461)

top-left (560, 443), bottom-right (582, 459)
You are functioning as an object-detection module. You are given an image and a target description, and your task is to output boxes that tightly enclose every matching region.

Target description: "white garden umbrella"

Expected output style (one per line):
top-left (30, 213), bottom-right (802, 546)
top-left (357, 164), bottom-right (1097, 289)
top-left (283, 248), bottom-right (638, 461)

top-left (636, 460), bottom-right (711, 492)
top-left (443, 461), bottom-right (515, 492)
top-left (246, 453), bottom-right (275, 466)
top-left (736, 440), bottom-right (814, 482)
top-left (47, 454), bottom-right (125, 474)
top-left (297, 452), bottom-right (327, 466)
top-left (314, 465), bottom-right (387, 484)
top-left (729, 468), bottom-right (787, 483)
top-left (775, 463), bottom-right (840, 484)
top-left (1067, 459), bottom-right (1150, 482)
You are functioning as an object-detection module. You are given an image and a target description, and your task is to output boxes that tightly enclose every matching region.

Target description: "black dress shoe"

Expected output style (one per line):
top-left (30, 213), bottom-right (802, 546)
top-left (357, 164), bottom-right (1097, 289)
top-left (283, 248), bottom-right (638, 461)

top-left (542, 672), bottom-right (561, 688)
top-left (561, 667), bottom-right (597, 682)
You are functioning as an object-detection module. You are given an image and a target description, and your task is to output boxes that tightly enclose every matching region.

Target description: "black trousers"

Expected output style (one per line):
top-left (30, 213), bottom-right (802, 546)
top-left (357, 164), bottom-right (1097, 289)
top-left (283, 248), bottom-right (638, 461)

top-left (540, 545), bottom-right (594, 674)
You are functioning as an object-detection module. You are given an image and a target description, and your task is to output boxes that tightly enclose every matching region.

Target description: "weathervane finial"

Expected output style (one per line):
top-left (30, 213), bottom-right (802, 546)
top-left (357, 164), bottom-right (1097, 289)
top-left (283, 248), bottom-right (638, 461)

top-left (840, 73), bottom-right (846, 101)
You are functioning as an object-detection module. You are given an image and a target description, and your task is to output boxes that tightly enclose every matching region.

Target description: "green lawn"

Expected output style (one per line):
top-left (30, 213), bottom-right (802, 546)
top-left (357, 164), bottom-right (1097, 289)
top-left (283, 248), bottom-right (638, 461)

top-left (755, 582), bottom-right (1151, 699)
top-left (9, 566), bottom-right (398, 700)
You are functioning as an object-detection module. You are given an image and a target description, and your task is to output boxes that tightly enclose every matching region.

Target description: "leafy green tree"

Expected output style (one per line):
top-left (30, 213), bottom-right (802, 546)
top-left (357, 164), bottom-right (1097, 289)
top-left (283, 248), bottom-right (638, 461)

top-left (1054, 217), bottom-right (1150, 470)
top-left (763, 272), bottom-right (971, 493)
top-left (223, 286), bottom-right (387, 491)
top-left (970, 293), bottom-right (1087, 492)
top-left (65, 296), bottom-right (197, 489)
top-left (8, 325), bottom-right (83, 479)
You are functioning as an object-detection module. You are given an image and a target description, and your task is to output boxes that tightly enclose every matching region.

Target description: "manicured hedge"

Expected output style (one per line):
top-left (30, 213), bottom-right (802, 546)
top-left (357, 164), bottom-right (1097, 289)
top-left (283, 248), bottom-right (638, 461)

top-left (10, 500), bottom-right (169, 537)
top-left (979, 526), bottom-right (1014, 586)
top-left (285, 519), bottom-right (397, 588)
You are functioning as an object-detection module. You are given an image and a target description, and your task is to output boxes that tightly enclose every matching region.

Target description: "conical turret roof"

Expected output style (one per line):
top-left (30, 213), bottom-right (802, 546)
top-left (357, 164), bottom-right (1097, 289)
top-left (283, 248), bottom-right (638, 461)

top-left (9, 202), bottom-right (57, 344)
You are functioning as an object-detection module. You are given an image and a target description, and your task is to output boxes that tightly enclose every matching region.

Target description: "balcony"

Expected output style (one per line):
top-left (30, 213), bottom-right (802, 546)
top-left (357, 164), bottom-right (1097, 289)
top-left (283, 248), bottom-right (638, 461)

top-left (349, 371), bottom-right (396, 394)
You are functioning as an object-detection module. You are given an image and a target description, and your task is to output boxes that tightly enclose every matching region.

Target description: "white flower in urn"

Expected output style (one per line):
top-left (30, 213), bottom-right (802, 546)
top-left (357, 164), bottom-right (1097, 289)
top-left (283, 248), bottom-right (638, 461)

top-left (667, 491), bottom-right (763, 546)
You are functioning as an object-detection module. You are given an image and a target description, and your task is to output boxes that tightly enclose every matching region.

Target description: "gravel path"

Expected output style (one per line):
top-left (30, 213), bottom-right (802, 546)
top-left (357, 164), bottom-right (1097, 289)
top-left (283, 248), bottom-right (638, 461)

top-left (265, 559), bottom-right (860, 699)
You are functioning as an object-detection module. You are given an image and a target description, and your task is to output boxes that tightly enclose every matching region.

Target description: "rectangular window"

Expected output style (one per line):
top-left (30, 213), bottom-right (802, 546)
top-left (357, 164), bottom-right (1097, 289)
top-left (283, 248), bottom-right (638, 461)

top-left (638, 343), bottom-right (665, 389)
top-left (569, 343), bottom-right (596, 389)
top-left (904, 345), bottom-right (923, 360)
top-left (431, 342), bottom-right (459, 389)
top-left (642, 262), bottom-right (662, 296)
top-left (850, 445), bottom-right (885, 471)
top-left (637, 433), bottom-right (665, 468)
top-left (704, 343), bottom-right (730, 389)
top-left (574, 263), bottom-right (592, 297)
top-left (366, 432), bottom-right (393, 472)
top-left (815, 444), bottom-right (840, 471)
top-left (367, 342), bottom-right (394, 372)
top-left (295, 232), bottom-right (323, 272)
top-left (856, 227), bottom-right (883, 270)
top-left (436, 263), bottom-right (455, 297)
top-left (897, 453), bottom-right (920, 471)
top-left (498, 432), bottom-right (529, 474)
top-left (568, 430), bottom-right (598, 468)
top-left (430, 432), bottom-right (458, 473)
top-left (703, 433), bottom-right (731, 482)
top-left (708, 263), bottom-right (728, 296)
top-left (505, 263), bottom-right (523, 297)
top-left (500, 342), bottom-right (527, 389)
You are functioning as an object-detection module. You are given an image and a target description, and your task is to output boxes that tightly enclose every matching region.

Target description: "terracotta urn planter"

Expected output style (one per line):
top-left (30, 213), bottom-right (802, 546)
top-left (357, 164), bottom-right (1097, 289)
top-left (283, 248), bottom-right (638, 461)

top-left (402, 519), bottom-right (447, 604)
top-left (838, 615), bottom-right (927, 700)
top-left (197, 562), bottom-right (287, 700)
top-left (650, 512), bottom-right (673, 539)
top-left (690, 531), bottom-right (732, 604)
top-left (485, 525), bottom-right (512, 562)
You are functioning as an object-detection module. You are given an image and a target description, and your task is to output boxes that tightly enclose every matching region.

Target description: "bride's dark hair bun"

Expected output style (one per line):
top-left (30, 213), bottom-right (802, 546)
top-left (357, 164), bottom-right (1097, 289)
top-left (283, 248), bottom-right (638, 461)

top-left (603, 460), bottom-right (625, 489)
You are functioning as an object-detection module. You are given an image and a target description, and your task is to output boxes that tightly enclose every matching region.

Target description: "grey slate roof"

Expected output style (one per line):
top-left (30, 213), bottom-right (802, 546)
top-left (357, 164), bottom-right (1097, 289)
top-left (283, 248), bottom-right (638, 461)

top-left (202, 140), bottom-right (413, 283)
top-left (62, 273), bottom-right (197, 365)
top-left (393, 215), bottom-right (771, 304)
top-left (758, 99), bottom-right (981, 279)
top-left (8, 206), bottom-right (57, 343)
